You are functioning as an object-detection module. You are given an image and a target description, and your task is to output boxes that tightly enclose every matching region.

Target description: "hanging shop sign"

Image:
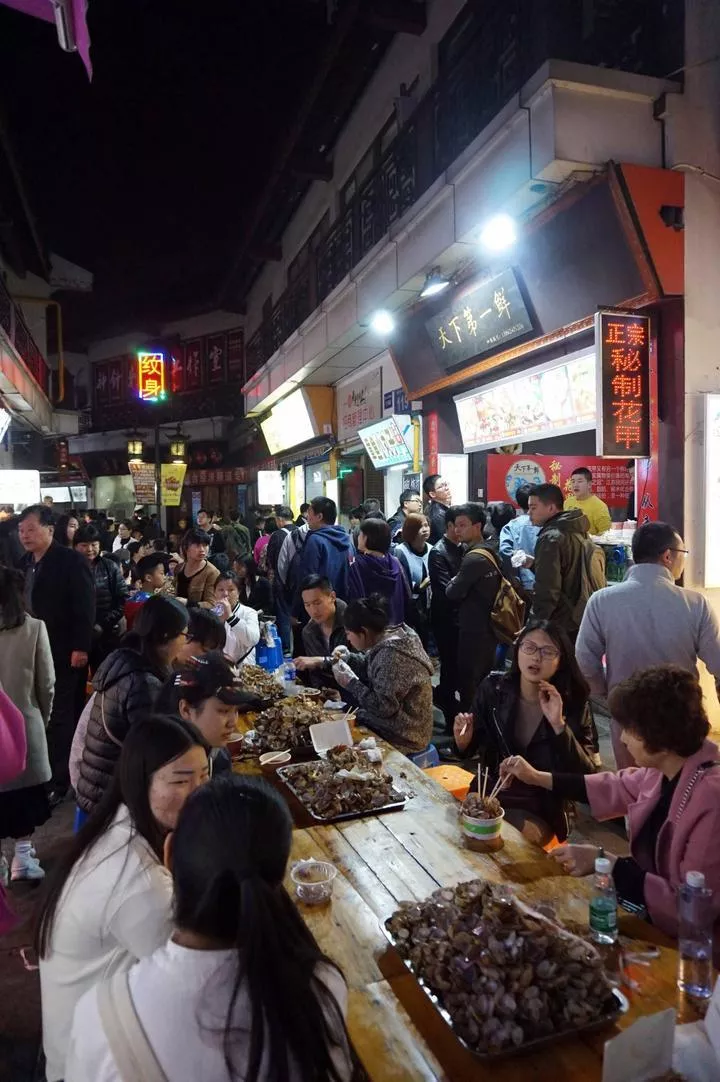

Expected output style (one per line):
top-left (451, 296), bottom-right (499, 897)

top-left (337, 367), bottom-right (383, 441)
top-left (160, 463), bottom-right (187, 507)
top-left (426, 268), bottom-right (533, 370)
top-left (261, 389), bottom-right (317, 454)
top-left (595, 311), bottom-right (651, 458)
top-left (137, 351), bottom-right (167, 403)
top-left (487, 454), bottom-right (633, 509)
top-left (128, 461), bottom-right (156, 504)
top-left (205, 334), bottom-right (227, 386)
top-left (454, 351), bottom-right (596, 453)
top-left (186, 467), bottom-right (254, 486)
top-left (358, 415), bottom-right (413, 470)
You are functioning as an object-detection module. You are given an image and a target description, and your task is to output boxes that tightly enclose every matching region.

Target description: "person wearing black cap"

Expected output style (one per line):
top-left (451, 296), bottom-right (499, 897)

top-left (155, 652), bottom-right (263, 775)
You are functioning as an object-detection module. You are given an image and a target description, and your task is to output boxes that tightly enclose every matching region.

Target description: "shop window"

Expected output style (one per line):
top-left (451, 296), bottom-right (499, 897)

top-left (339, 112), bottom-right (405, 211)
top-left (287, 211), bottom-right (330, 285)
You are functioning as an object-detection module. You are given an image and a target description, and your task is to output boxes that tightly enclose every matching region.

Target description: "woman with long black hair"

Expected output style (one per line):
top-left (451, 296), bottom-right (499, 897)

top-left (36, 715), bottom-right (210, 1082)
top-left (66, 774), bottom-right (361, 1082)
top-left (454, 619), bottom-right (598, 845)
top-left (75, 595), bottom-right (188, 819)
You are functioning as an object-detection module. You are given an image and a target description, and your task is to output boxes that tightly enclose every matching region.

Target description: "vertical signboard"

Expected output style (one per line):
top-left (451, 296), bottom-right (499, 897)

top-left (227, 328), bottom-right (244, 381)
top-left (137, 352), bottom-right (167, 403)
top-left (595, 311), bottom-right (650, 458)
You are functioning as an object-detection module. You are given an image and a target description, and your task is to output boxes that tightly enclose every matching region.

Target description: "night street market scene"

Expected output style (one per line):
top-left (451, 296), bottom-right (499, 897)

top-left (1, 1), bottom-right (720, 1080)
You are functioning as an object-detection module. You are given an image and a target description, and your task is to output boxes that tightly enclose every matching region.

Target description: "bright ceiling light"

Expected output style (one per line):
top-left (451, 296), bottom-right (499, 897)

top-left (419, 269), bottom-right (450, 298)
top-left (479, 213), bottom-right (517, 251)
top-left (370, 309), bottom-right (395, 334)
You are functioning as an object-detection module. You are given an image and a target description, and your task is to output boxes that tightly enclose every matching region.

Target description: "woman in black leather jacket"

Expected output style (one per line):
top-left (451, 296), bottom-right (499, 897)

top-left (76, 596), bottom-right (188, 816)
top-left (454, 619), bottom-right (598, 845)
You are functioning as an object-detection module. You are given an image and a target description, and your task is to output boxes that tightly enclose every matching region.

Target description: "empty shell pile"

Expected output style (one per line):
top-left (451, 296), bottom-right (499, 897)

top-left (385, 880), bottom-right (617, 1055)
top-left (325, 745), bottom-right (381, 772)
top-left (251, 698), bottom-right (326, 751)
top-left (280, 758), bottom-right (403, 819)
top-left (462, 794), bottom-right (503, 820)
top-left (239, 665), bottom-right (285, 702)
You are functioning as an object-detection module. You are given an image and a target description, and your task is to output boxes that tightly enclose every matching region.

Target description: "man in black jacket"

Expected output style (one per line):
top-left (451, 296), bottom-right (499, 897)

top-left (428, 506), bottom-right (464, 729)
top-left (74, 524), bottom-right (129, 670)
top-left (18, 504), bottom-right (95, 800)
top-left (387, 489), bottom-right (423, 541)
top-left (445, 503), bottom-right (500, 711)
top-left (423, 474), bottom-right (452, 544)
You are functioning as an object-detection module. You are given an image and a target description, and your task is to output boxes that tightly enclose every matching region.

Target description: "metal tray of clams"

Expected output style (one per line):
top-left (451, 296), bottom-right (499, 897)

top-left (276, 761), bottom-right (407, 823)
top-left (382, 880), bottom-right (628, 1061)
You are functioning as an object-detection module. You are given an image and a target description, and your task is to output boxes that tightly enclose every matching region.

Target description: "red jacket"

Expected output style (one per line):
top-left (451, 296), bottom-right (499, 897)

top-left (586, 739), bottom-right (720, 956)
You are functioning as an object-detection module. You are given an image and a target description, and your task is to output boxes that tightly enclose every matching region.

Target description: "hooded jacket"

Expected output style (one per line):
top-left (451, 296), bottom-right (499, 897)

top-left (296, 525), bottom-right (354, 602)
top-left (347, 551), bottom-right (409, 625)
top-left (532, 508), bottom-right (589, 635)
top-left (76, 647), bottom-right (168, 814)
top-left (344, 624), bottom-right (433, 753)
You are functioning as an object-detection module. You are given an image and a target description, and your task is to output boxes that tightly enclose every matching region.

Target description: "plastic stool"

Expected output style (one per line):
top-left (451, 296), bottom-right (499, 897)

top-left (410, 744), bottom-right (440, 769)
top-left (423, 764), bottom-right (474, 801)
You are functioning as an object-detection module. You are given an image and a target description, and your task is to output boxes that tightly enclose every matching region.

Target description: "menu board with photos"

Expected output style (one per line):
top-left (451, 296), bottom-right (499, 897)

top-left (454, 353), bottom-right (596, 453)
top-left (358, 415), bottom-right (413, 470)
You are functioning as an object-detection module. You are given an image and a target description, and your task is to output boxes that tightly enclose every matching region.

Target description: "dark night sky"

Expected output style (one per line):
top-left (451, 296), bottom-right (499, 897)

top-left (0, 0), bottom-right (332, 339)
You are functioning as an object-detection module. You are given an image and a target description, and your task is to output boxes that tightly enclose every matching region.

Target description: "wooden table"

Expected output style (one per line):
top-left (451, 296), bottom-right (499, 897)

top-left (234, 730), bottom-right (702, 1080)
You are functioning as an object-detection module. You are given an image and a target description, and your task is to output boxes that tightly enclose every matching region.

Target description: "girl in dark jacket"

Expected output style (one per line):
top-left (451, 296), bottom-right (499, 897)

top-left (75, 597), bottom-right (188, 817)
top-left (454, 619), bottom-right (598, 845)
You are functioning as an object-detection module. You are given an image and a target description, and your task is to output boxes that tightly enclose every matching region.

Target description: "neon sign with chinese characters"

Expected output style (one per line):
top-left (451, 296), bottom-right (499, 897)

top-left (595, 311), bottom-right (650, 458)
top-left (137, 351), bottom-right (167, 403)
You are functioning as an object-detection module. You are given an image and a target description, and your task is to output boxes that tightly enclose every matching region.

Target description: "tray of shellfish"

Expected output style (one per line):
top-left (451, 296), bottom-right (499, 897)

top-left (275, 745), bottom-right (407, 822)
top-left (383, 879), bottom-right (627, 1061)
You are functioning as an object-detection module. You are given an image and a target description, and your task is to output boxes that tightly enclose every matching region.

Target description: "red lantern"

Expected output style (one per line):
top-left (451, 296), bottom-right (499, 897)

top-left (194, 450), bottom-right (207, 467)
top-left (208, 447), bottom-right (223, 466)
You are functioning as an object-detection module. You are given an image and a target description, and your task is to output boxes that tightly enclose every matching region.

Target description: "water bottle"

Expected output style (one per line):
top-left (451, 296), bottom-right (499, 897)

top-left (283, 659), bottom-right (297, 684)
top-left (589, 856), bottom-right (618, 946)
top-left (678, 871), bottom-right (714, 999)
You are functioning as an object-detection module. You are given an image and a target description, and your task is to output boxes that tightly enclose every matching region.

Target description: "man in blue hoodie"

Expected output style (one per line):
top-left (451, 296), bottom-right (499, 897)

top-left (294, 496), bottom-right (354, 613)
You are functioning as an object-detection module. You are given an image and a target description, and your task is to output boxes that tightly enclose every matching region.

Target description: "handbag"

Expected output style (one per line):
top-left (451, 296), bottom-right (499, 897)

top-left (97, 969), bottom-right (168, 1082)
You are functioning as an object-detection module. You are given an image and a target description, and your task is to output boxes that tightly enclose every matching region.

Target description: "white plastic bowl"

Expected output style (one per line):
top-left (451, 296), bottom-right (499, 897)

top-left (290, 860), bottom-right (337, 905)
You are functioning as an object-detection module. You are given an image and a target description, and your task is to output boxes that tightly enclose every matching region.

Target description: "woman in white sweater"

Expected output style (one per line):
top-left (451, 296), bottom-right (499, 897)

top-left (213, 569), bottom-right (260, 664)
top-left (66, 775), bottom-right (358, 1082)
top-left (36, 715), bottom-right (210, 1082)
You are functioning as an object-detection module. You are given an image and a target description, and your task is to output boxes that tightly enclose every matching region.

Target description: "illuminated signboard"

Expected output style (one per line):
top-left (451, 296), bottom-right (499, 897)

top-left (358, 415), bottom-right (413, 470)
top-left (595, 311), bottom-right (650, 458)
top-left (454, 350), bottom-right (596, 453)
top-left (260, 389), bottom-right (317, 454)
top-left (425, 268), bottom-right (533, 370)
top-left (137, 351), bottom-right (167, 402)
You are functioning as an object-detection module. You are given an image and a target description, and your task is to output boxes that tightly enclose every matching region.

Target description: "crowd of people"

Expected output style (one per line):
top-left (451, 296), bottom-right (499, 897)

top-left (0, 464), bottom-right (720, 1078)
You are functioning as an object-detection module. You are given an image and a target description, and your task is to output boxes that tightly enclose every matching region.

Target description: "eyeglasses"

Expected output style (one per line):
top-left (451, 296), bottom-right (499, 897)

top-left (670, 547), bottom-right (690, 556)
top-left (519, 640), bottom-right (560, 661)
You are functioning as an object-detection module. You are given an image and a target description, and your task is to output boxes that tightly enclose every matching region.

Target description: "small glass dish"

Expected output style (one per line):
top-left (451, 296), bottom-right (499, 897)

top-left (290, 859), bottom-right (337, 905)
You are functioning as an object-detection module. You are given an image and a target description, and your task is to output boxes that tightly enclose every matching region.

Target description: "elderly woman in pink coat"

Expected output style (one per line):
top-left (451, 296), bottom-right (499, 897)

top-left (501, 665), bottom-right (720, 954)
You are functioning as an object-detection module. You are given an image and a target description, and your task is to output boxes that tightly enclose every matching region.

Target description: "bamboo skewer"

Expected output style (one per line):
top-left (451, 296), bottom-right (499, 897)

top-left (481, 767), bottom-right (489, 800)
top-left (488, 774), bottom-right (509, 803)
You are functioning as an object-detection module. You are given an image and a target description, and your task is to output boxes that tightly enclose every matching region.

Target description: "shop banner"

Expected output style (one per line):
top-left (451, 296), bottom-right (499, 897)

top-left (337, 367), bottom-right (382, 441)
top-left (160, 463), bottom-right (187, 506)
top-left (128, 462), bottom-right (156, 505)
top-left (426, 411), bottom-right (439, 476)
top-left (595, 311), bottom-right (651, 458)
top-left (487, 454), bottom-right (633, 510)
top-left (206, 334), bottom-right (227, 386)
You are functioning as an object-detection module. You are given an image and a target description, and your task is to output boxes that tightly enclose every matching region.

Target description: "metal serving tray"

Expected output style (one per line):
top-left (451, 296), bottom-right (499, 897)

top-left (381, 922), bottom-right (628, 1062)
top-left (276, 762), bottom-right (407, 824)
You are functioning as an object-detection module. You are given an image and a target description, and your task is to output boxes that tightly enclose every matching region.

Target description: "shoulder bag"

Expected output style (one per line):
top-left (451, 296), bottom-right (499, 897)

top-left (97, 969), bottom-right (168, 1082)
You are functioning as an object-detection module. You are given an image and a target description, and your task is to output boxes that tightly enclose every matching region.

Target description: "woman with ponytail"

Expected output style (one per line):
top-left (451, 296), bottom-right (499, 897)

top-left (66, 774), bottom-right (361, 1082)
top-left (36, 715), bottom-right (210, 1082)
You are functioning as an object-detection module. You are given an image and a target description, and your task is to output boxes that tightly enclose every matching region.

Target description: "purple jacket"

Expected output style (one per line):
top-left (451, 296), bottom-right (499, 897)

top-left (587, 739), bottom-right (720, 958)
top-left (347, 551), bottom-right (409, 626)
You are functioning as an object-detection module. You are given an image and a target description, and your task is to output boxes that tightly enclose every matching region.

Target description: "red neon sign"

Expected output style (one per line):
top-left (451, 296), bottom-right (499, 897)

top-left (137, 352), bottom-right (167, 403)
top-left (596, 312), bottom-right (650, 458)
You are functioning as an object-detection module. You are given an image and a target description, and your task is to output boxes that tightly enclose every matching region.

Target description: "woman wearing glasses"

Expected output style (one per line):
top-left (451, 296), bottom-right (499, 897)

top-left (454, 620), bottom-right (598, 845)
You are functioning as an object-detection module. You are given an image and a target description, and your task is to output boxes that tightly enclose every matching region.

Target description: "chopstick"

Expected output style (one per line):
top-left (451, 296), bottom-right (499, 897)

top-left (487, 774), bottom-right (509, 803)
top-left (481, 767), bottom-right (489, 799)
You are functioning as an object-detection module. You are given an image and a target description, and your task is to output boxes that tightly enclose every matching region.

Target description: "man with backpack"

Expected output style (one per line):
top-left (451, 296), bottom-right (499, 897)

top-left (528, 483), bottom-right (605, 640)
top-left (446, 503), bottom-right (502, 710)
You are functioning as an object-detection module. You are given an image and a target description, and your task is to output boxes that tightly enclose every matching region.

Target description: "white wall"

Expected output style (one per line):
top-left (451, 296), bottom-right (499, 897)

top-left (3, 268), bottom-right (51, 358)
top-left (161, 309), bottom-right (244, 339)
top-left (243, 0), bottom-right (467, 337)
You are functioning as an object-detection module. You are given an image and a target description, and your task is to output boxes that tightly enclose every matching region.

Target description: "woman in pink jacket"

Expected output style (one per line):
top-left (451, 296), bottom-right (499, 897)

top-left (0, 687), bottom-right (27, 935)
top-left (501, 665), bottom-right (720, 954)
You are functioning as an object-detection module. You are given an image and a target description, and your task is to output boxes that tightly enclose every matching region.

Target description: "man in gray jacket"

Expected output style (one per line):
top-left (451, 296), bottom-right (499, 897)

top-left (576, 521), bottom-right (720, 768)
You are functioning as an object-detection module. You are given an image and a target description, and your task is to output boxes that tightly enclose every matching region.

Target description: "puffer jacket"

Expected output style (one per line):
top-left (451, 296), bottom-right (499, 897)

top-left (76, 647), bottom-right (167, 814)
top-left (344, 624), bottom-right (433, 754)
top-left (531, 508), bottom-right (590, 636)
top-left (93, 555), bottom-right (130, 633)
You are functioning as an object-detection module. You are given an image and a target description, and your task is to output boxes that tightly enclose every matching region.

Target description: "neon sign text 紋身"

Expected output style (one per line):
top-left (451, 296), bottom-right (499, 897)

top-left (137, 352), bottom-right (167, 402)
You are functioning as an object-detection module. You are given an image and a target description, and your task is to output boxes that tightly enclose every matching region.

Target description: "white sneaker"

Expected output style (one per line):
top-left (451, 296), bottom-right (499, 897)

top-left (11, 852), bottom-right (45, 881)
top-left (0, 856), bottom-right (8, 887)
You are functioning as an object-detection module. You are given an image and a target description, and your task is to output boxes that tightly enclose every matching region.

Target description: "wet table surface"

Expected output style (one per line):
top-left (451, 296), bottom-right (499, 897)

top-left (234, 725), bottom-right (702, 1080)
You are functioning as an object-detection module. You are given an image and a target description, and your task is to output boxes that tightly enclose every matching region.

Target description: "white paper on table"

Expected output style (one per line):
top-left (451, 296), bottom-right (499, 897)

top-left (703, 975), bottom-right (720, 1061)
top-left (674, 1019), bottom-right (720, 1082)
top-left (602, 1008), bottom-right (675, 1082)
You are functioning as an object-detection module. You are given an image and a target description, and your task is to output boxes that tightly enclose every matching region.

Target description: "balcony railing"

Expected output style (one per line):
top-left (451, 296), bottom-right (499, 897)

top-left (244, 0), bottom-right (682, 381)
top-left (0, 274), bottom-right (50, 396)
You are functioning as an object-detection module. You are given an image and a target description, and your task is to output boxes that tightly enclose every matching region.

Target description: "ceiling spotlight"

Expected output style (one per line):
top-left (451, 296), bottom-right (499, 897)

top-left (370, 309), bottom-right (395, 335)
top-left (420, 269), bottom-right (450, 298)
top-left (479, 213), bottom-right (517, 252)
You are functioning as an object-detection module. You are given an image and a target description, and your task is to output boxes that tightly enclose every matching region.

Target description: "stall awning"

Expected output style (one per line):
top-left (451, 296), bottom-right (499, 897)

top-left (1, 0), bottom-right (92, 78)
